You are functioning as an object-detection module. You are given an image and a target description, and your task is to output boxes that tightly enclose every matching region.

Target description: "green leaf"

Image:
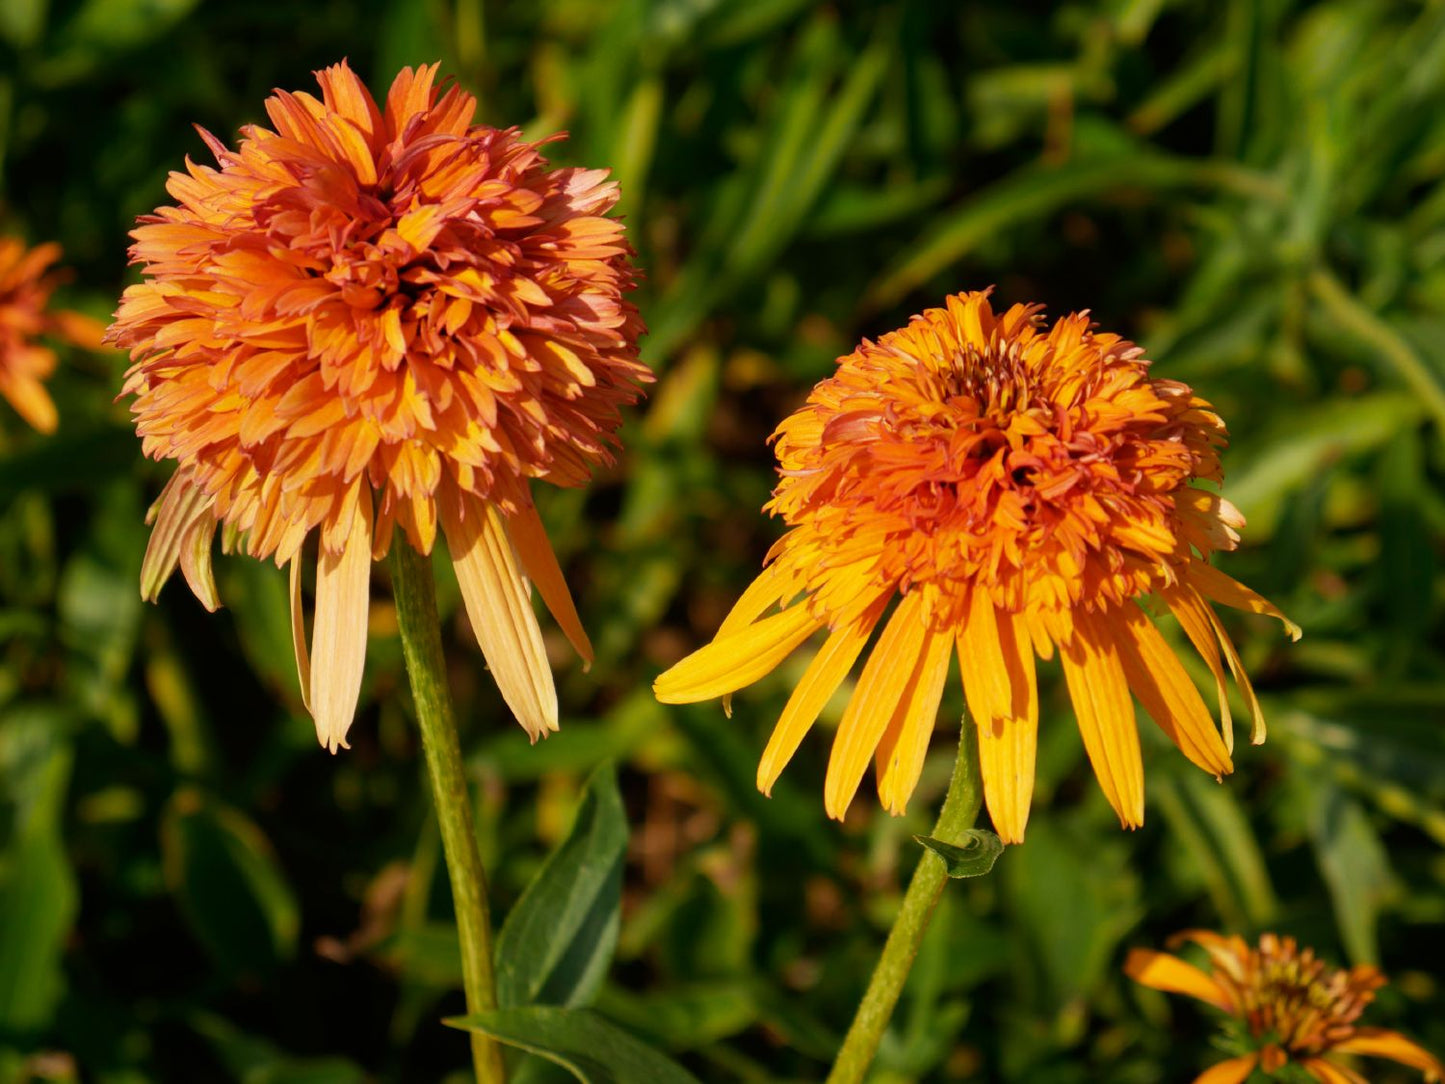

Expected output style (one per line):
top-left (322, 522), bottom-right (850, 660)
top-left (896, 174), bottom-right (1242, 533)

top-left (191, 1012), bottom-right (368, 1084)
top-left (1223, 391), bottom-right (1422, 537)
top-left (867, 149), bottom-right (1282, 309)
top-left (1307, 777), bottom-right (1397, 965)
top-left (1152, 769), bottom-right (1277, 930)
top-left (915, 830), bottom-right (1004, 878)
top-left (447, 1007), bottom-right (703, 1084)
top-left (495, 763), bottom-right (627, 1009)
top-left (161, 789), bottom-right (299, 979)
top-left (0, 832), bottom-right (77, 1034)
top-left (0, 708), bottom-right (75, 1034)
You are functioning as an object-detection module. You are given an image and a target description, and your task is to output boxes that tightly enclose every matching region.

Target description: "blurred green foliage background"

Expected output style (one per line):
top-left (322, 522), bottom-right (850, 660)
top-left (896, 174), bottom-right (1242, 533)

top-left (2, 0), bottom-right (1444, 1081)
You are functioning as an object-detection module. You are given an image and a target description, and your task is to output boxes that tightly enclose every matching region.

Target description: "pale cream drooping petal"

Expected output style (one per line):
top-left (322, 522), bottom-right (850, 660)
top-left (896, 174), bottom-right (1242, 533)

top-left (309, 487), bottom-right (372, 752)
top-left (140, 472), bottom-right (220, 611)
top-left (445, 498), bottom-right (558, 741)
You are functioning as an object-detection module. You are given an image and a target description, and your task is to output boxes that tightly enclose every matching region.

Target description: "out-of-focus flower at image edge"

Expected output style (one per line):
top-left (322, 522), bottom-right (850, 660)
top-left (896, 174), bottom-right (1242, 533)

top-left (656, 290), bottom-right (1297, 842)
top-left (108, 61), bottom-right (649, 750)
top-left (1127, 931), bottom-right (1443, 1083)
top-left (0, 237), bottom-right (107, 433)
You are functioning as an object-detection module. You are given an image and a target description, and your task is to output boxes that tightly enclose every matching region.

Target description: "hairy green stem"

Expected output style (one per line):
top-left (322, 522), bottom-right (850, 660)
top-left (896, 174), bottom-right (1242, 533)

top-left (390, 543), bottom-right (507, 1084)
top-left (826, 722), bottom-right (984, 1084)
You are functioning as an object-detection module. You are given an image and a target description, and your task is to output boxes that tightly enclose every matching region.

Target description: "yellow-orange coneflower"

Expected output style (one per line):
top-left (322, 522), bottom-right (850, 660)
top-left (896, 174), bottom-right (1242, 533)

top-left (108, 61), bottom-right (648, 751)
top-left (654, 290), bottom-right (1296, 841)
top-left (1127, 931), bottom-right (1443, 1083)
top-left (0, 237), bottom-right (105, 433)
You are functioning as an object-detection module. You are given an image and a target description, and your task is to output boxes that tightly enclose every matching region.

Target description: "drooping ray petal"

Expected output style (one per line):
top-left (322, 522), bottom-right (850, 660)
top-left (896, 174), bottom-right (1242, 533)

top-left (1161, 582), bottom-right (1234, 753)
top-left (758, 610), bottom-right (880, 795)
top-left (289, 555), bottom-right (311, 711)
top-left (1332, 1029), bottom-right (1445, 1076)
top-left (141, 473), bottom-right (219, 609)
top-left (875, 624), bottom-right (953, 814)
top-left (505, 498), bottom-right (594, 667)
top-left (1299, 1058), bottom-right (1369, 1084)
top-left (1189, 560), bottom-right (1302, 640)
top-left (445, 497), bottom-right (558, 741)
top-left (715, 562), bottom-right (790, 639)
top-left (1060, 609), bottom-right (1145, 828)
top-left (1205, 603), bottom-right (1267, 745)
top-left (959, 590), bottom-right (1039, 843)
top-left (309, 487), bottom-right (372, 752)
top-left (654, 602), bottom-right (823, 704)
top-left (1123, 949), bottom-right (1234, 1012)
top-left (713, 563), bottom-right (792, 716)
top-left (1190, 1055), bottom-right (1260, 1084)
top-left (824, 592), bottom-right (927, 819)
top-left (1114, 602), bottom-right (1232, 777)
top-left (178, 513), bottom-right (221, 613)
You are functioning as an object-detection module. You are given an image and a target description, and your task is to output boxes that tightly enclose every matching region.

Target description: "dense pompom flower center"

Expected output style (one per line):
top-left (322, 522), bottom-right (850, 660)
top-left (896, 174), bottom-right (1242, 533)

top-left (768, 295), bottom-right (1227, 630)
top-left (112, 61), bottom-right (647, 564)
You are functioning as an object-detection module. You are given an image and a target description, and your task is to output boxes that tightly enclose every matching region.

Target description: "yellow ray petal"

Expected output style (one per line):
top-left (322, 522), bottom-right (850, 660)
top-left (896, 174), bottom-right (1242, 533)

top-left (289, 555), bottom-right (311, 711)
top-left (309, 489), bottom-right (372, 753)
top-left (1123, 949), bottom-right (1234, 1013)
top-left (1333, 1029), bottom-right (1445, 1077)
top-left (758, 611), bottom-right (879, 796)
top-left (1205, 603), bottom-right (1267, 745)
top-left (653, 602), bottom-right (823, 704)
top-left (1161, 582), bottom-right (1234, 754)
top-left (1191, 1054), bottom-right (1261, 1084)
top-left (1299, 1058), bottom-right (1369, 1084)
top-left (960, 593), bottom-right (1039, 843)
top-left (1114, 603), bottom-right (1232, 777)
top-left (716, 563), bottom-right (789, 638)
top-left (505, 499), bottom-right (593, 667)
top-left (716, 564), bottom-right (791, 716)
top-left (1060, 609), bottom-right (1144, 829)
top-left (875, 625), bottom-right (953, 815)
top-left (1189, 560), bottom-right (1301, 640)
top-left (445, 498), bottom-right (558, 741)
top-left (824, 592), bottom-right (926, 820)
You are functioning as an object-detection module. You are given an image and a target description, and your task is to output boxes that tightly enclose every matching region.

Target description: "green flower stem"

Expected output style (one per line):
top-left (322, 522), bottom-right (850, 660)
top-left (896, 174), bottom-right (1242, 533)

top-left (390, 542), bottom-right (507, 1084)
top-left (826, 721), bottom-right (984, 1084)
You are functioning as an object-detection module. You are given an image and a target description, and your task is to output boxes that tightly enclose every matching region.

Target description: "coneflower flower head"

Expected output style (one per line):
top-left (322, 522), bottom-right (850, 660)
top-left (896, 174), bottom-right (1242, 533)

top-left (1127, 931), bottom-right (1443, 1082)
top-left (0, 237), bottom-right (106, 432)
top-left (655, 291), bottom-right (1296, 841)
top-left (109, 61), bottom-right (649, 750)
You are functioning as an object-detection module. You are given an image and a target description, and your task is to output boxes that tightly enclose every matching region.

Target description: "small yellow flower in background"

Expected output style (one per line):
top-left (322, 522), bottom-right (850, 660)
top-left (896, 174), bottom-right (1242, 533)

top-left (108, 61), bottom-right (648, 751)
top-left (1126, 930), bottom-right (1443, 1083)
top-left (0, 237), bottom-right (106, 433)
top-left (655, 290), bottom-right (1297, 841)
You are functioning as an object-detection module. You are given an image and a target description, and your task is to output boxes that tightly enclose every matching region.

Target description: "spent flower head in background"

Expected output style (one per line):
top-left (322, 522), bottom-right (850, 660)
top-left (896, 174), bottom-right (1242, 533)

top-left (656, 290), bottom-right (1297, 841)
top-left (108, 61), bottom-right (649, 751)
top-left (1126, 931), bottom-right (1443, 1083)
top-left (0, 237), bottom-right (106, 433)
